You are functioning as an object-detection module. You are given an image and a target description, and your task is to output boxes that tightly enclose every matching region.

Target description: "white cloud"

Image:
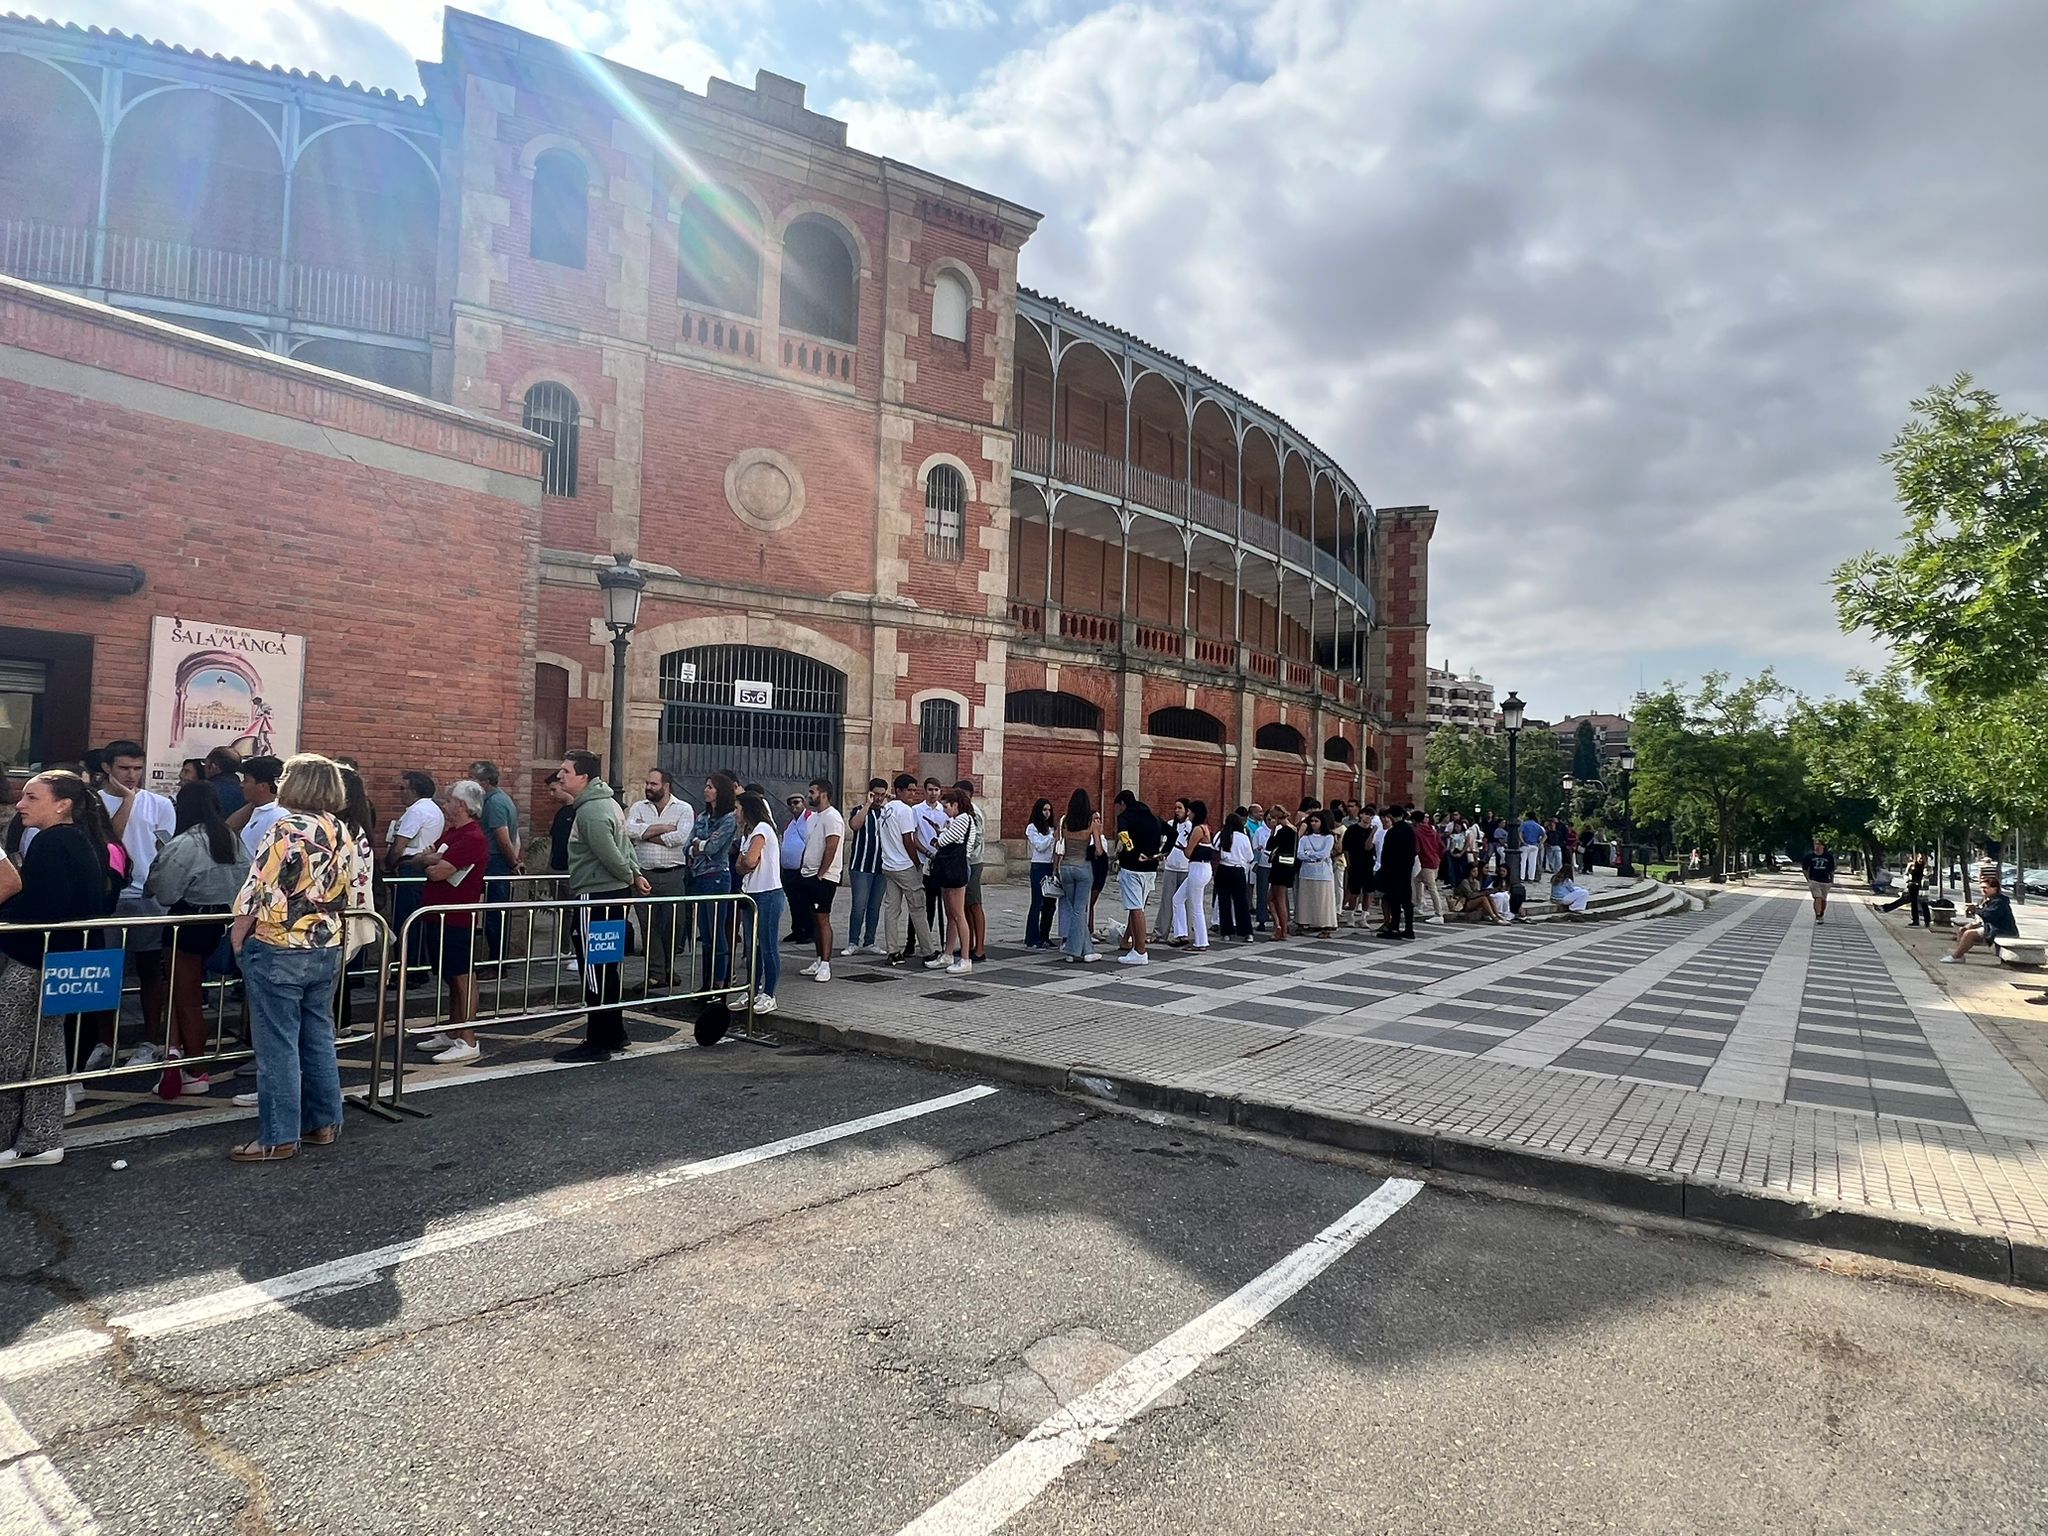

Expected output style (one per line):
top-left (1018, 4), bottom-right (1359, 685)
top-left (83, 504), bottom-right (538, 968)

top-left (923, 0), bottom-right (997, 29)
top-left (845, 38), bottom-right (929, 96)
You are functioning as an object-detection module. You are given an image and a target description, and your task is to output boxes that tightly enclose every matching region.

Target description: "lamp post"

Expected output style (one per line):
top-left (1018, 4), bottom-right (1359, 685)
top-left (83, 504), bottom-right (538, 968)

top-left (1616, 747), bottom-right (1638, 877)
top-left (1500, 690), bottom-right (1525, 827)
top-left (595, 553), bottom-right (646, 798)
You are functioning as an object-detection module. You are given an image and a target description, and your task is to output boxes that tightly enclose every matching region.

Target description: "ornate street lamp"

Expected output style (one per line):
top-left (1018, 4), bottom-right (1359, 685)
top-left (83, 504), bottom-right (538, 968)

top-left (1500, 690), bottom-right (1524, 825)
top-left (595, 553), bottom-right (647, 797)
top-left (1616, 746), bottom-right (1638, 876)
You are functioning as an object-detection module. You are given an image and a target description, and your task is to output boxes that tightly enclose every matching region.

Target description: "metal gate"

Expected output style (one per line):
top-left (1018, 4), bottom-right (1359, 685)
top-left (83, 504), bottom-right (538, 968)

top-left (659, 645), bottom-right (845, 808)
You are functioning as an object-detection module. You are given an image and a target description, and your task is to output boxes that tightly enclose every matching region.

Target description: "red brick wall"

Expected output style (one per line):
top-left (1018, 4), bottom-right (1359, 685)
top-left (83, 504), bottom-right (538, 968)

top-left (0, 285), bottom-right (542, 847)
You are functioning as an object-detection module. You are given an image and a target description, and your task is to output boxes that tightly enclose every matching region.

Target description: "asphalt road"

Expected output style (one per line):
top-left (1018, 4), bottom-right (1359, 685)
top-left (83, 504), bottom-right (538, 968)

top-left (2, 1044), bottom-right (2045, 1535)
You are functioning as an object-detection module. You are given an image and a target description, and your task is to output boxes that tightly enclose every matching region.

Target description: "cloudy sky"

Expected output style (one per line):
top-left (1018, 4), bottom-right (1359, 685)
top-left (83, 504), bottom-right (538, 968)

top-left (29, 0), bottom-right (2048, 721)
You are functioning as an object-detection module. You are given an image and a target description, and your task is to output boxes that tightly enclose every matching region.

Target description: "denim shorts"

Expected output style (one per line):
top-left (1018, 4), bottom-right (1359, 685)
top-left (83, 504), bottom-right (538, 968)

top-left (1118, 870), bottom-right (1156, 911)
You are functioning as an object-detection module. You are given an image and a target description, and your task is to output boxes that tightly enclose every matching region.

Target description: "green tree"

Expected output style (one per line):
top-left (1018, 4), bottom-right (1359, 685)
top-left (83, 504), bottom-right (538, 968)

top-left (1425, 729), bottom-right (1508, 818)
top-left (1510, 728), bottom-right (1570, 821)
top-left (1834, 377), bottom-right (2048, 702)
top-left (1632, 672), bottom-right (1805, 876)
top-left (1571, 719), bottom-right (1602, 782)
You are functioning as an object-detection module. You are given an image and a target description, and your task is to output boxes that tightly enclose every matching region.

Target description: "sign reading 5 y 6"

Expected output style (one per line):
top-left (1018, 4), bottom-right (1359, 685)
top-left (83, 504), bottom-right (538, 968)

top-left (42, 951), bottom-right (126, 1015)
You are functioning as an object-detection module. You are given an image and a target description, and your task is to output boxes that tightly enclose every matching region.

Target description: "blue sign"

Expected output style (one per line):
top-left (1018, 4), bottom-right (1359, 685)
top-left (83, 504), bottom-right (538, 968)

top-left (42, 950), bottom-right (124, 1015)
top-left (585, 920), bottom-right (628, 966)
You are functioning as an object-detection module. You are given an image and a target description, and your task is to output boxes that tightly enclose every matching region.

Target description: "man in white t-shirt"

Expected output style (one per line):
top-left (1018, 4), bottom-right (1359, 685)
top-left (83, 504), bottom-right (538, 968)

top-left (233, 756), bottom-right (287, 861)
top-left (87, 740), bottom-right (177, 1070)
top-left (385, 770), bottom-right (446, 961)
top-left (798, 777), bottom-right (847, 982)
top-left (913, 777), bottom-right (949, 947)
top-left (880, 772), bottom-right (938, 964)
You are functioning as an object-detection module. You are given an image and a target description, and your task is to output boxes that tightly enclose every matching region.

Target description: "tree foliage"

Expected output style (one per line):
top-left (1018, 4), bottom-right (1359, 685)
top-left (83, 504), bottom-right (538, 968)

top-left (1834, 377), bottom-right (2048, 702)
top-left (1424, 726), bottom-right (1570, 821)
top-left (1632, 672), bottom-right (1805, 874)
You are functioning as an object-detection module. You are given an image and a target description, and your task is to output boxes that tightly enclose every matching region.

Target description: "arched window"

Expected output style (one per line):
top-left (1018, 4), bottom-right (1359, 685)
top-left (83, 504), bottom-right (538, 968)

top-left (932, 270), bottom-right (970, 345)
top-left (533, 662), bottom-right (570, 763)
top-left (1365, 746), bottom-right (1381, 772)
top-left (925, 465), bottom-right (967, 562)
top-left (1255, 722), bottom-right (1305, 755)
top-left (676, 186), bottom-right (761, 315)
top-left (1324, 735), bottom-right (1355, 764)
top-left (522, 383), bottom-right (580, 497)
top-left (530, 150), bottom-right (588, 268)
top-left (780, 215), bottom-right (856, 342)
top-left (1006, 690), bottom-right (1102, 732)
top-left (919, 697), bottom-right (960, 786)
top-left (1149, 708), bottom-right (1224, 745)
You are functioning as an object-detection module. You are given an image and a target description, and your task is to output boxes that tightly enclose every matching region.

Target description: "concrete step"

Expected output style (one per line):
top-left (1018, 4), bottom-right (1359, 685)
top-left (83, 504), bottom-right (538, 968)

top-left (1522, 878), bottom-right (1700, 924)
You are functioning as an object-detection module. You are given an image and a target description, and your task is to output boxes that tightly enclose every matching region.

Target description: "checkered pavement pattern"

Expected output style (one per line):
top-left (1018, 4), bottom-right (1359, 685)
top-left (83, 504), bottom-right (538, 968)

top-left (1786, 920), bottom-right (1970, 1125)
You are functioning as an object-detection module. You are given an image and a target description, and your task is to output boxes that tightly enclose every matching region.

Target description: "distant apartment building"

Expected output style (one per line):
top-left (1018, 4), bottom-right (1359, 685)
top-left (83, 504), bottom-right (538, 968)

top-left (1553, 712), bottom-right (1634, 762)
top-left (1428, 664), bottom-right (1495, 735)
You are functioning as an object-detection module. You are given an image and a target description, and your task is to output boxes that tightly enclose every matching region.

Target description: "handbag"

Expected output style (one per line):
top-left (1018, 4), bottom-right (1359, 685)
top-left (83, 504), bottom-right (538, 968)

top-left (932, 842), bottom-right (970, 887)
top-left (1040, 873), bottom-right (1062, 900)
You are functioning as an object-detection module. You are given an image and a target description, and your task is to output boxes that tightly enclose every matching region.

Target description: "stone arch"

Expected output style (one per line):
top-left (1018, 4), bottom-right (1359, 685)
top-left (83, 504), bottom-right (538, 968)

top-left (778, 211), bottom-right (860, 343)
top-left (517, 132), bottom-right (605, 190)
top-left (674, 180), bottom-right (764, 316)
top-left (771, 199), bottom-right (873, 276)
top-left (923, 255), bottom-right (985, 306)
top-left (910, 685), bottom-right (974, 727)
top-left (915, 450), bottom-right (979, 504)
top-left (626, 614), bottom-right (872, 722)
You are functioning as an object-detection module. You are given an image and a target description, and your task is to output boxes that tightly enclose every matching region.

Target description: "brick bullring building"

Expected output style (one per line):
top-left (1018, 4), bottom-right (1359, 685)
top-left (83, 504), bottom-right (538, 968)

top-left (0, 9), bottom-right (1435, 853)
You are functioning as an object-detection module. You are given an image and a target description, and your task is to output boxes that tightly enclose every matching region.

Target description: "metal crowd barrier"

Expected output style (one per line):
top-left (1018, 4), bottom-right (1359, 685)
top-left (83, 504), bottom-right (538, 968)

top-left (364, 889), bottom-right (770, 1120)
top-left (0, 908), bottom-right (393, 1110)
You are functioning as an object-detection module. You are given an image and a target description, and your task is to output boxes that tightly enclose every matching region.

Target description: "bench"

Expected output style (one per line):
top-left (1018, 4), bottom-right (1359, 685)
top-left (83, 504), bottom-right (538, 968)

top-left (1992, 935), bottom-right (2048, 966)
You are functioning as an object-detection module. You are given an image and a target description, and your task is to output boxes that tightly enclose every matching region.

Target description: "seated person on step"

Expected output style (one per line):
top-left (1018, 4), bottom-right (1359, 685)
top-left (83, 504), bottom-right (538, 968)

top-left (1549, 869), bottom-right (1591, 914)
top-left (1941, 871), bottom-right (2017, 964)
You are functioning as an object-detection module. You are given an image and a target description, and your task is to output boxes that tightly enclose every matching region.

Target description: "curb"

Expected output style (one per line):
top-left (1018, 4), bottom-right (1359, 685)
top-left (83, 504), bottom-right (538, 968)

top-left (771, 1010), bottom-right (2044, 1291)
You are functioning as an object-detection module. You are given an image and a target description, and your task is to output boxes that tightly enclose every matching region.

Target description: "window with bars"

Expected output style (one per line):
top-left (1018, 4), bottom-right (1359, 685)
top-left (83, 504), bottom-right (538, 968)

top-left (925, 464), bottom-right (967, 562)
top-left (659, 645), bottom-right (847, 713)
top-left (1148, 707), bottom-right (1224, 745)
top-left (1255, 722), bottom-right (1305, 755)
top-left (530, 150), bottom-right (588, 268)
top-left (522, 383), bottom-right (580, 497)
top-left (918, 697), bottom-right (960, 786)
top-left (1005, 689), bottom-right (1102, 732)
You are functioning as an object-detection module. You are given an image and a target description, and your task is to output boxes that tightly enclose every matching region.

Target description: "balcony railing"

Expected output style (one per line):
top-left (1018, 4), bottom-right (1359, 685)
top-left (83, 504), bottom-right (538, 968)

top-left (1, 219), bottom-right (433, 338)
top-left (780, 333), bottom-right (856, 385)
top-left (1060, 609), bottom-right (1118, 646)
top-left (1015, 432), bottom-right (1371, 612)
top-left (680, 306), bottom-right (760, 361)
top-left (1008, 598), bottom-right (1046, 634)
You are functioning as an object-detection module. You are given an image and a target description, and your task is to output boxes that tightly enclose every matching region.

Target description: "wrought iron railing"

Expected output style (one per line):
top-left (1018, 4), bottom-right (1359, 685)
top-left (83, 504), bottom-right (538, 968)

top-left (1, 219), bottom-right (433, 337)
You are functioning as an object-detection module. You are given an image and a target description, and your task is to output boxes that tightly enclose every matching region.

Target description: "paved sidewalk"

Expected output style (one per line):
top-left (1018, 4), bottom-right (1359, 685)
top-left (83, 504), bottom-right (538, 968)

top-left (779, 876), bottom-right (2048, 1283)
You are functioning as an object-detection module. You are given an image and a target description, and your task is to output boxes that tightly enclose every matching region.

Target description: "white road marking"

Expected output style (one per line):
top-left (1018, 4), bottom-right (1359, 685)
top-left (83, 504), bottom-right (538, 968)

top-left (894, 1176), bottom-right (1424, 1536)
top-left (0, 1084), bottom-right (999, 1386)
top-left (0, 1395), bottom-right (99, 1535)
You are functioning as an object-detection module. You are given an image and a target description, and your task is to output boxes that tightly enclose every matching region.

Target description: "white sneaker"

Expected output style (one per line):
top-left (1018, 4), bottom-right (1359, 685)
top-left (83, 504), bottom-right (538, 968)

top-left (83, 1043), bottom-right (112, 1073)
top-left (1082, 952), bottom-right (1103, 963)
top-left (561, 956), bottom-right (582, 975)
top-left (63, 1086), bottom-right (79, 1118)
top-left (432, 1040), bottom-right (482, 1066)
top-left (1118, 950), bottom-right (1149, 966)
top-left (126, 1043), bottom-right (162, 1067)
top-left (801, 960), bottom-right (822, 976)
top-left (0, 1147), bottom-right (63, 1167)
top-left (754, 994), bottom-right (779, 1014)
top-left (180, 1073), bottom-right (212, 1097)
top-left (841, 946), bottom-right (861, 957)
top-left (414, 1034), bottom-right (454, 1053)
top-left (232, 1092), bottom-right (260, 1108)
top-left (947, 958), bottom-right (972, 975)
top-left (814, 963), bottom-right (831, 982)
top-left (1939, 955), bottom-right (1963, 964)
top-left (925, 955), bottom-right (952, 969)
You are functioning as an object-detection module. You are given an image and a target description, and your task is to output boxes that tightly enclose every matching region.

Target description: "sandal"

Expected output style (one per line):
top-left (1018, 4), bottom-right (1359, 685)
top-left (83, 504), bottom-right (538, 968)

top-left (301, 1125), bottom-right (341, 1147)
top-left (229, 1140), bottom-right (297, 1163)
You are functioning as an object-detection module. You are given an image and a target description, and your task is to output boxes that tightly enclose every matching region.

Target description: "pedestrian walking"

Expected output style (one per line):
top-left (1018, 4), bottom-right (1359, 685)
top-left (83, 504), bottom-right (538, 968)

top-left (1801, 837), bottom-right (1836, 924)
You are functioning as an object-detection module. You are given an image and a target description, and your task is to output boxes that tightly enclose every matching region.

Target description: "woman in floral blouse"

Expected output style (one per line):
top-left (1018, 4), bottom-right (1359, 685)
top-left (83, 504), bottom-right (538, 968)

top-left (227, 753), bottom-right (371, 1163)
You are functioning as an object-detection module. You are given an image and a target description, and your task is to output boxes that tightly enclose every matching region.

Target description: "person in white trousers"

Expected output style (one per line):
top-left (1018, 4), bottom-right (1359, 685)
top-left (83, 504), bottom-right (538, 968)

top-left (1517, 813), bottom-right (1543, 883)
top-left (1169, 803), bottom-right (1213, 951)
top-left (1409, 807), bottom-right (1445, 922)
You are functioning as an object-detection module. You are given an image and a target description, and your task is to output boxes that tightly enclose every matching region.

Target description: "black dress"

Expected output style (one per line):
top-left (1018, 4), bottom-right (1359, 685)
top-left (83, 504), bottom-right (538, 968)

top-left (1268, 826), bottom-right (1299, 890)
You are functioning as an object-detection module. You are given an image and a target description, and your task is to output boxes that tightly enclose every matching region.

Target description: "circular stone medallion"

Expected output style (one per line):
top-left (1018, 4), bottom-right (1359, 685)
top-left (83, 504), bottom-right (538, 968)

top-left (724, 448), bottom-right (806, 532)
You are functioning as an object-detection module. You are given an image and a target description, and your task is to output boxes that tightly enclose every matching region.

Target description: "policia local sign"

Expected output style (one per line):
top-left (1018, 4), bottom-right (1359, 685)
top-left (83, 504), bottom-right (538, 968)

top-left (42, 951), bottom-right (124, 1014)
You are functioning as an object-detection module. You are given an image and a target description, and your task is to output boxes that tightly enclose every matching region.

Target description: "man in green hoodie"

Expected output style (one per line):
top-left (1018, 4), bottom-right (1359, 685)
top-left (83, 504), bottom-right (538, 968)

top-left (554, 750), bottom-right (650, 1063)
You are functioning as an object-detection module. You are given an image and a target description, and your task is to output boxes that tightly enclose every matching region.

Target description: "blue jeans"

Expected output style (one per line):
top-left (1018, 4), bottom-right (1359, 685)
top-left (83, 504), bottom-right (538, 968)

top-left (750, 887), bottom-right (786, 998)
top-left (848, 868), bottom-right (883, 948)
top-left (1026, 862), bottom-right (1055, 947)
top-left (243, 940), bottom-right (343, 1149)
top-left (482, 878), bottom-right (511, 960)
top-left (694, 869), bottom-right (733, 992)
top-left (1059, 863), bottom-right (1095, 957)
